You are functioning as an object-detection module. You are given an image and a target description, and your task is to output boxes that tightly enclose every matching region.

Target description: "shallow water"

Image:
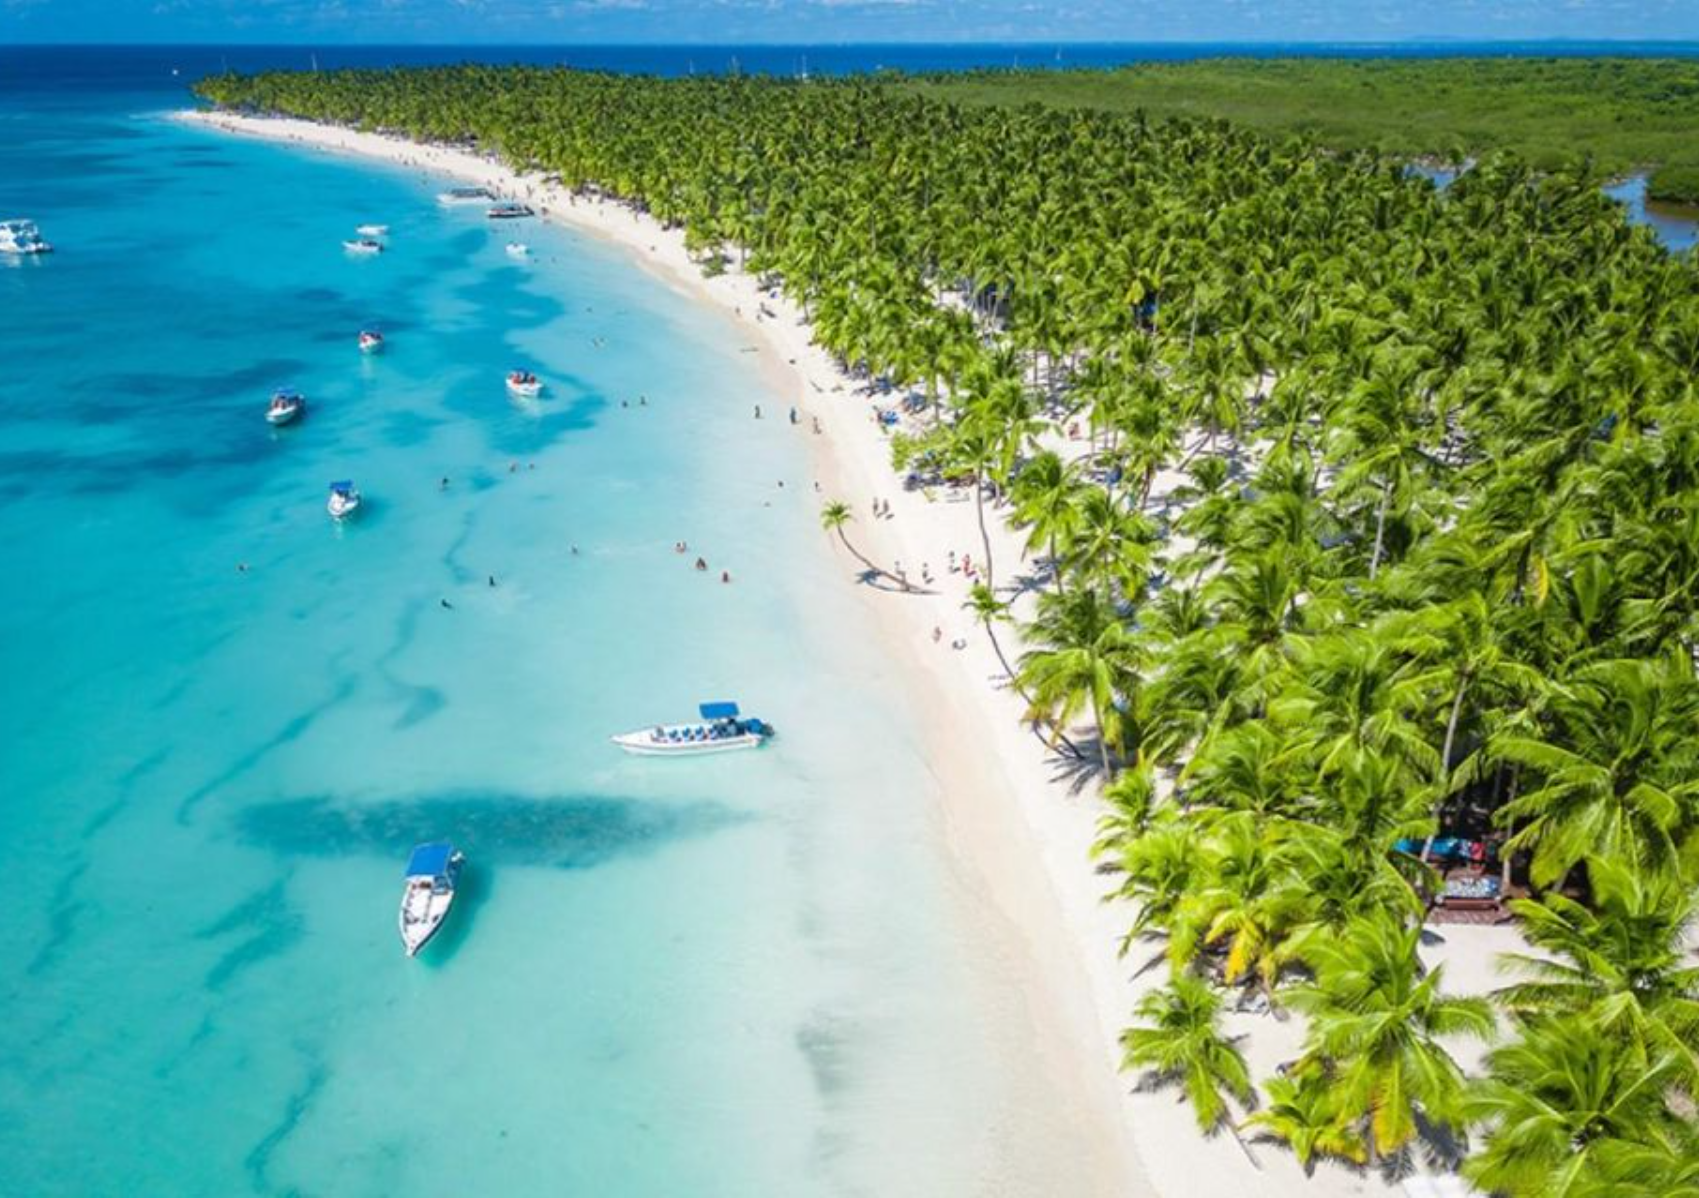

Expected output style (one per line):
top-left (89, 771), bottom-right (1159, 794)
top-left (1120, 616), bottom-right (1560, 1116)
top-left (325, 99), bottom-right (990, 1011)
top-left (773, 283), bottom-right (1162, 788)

top-left (0, 69), bottom-right (1106, 1197)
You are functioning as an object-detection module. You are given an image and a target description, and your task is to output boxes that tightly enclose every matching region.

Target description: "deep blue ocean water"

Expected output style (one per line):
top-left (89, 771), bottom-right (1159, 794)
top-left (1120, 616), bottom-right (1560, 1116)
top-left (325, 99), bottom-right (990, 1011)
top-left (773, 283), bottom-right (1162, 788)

top-left (0, 45), bottom-right (1140, 1197)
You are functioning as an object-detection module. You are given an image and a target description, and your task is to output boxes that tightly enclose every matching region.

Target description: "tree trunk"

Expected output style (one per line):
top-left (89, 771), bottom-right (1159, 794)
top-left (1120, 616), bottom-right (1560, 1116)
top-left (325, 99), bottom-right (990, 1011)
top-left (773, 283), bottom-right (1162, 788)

top-left (974, 468), bottom-right (996, 590)
top-left (1420, 675), bottom-right (1470, 863)
top-left (1369, 479), bottom-right (1391, 581)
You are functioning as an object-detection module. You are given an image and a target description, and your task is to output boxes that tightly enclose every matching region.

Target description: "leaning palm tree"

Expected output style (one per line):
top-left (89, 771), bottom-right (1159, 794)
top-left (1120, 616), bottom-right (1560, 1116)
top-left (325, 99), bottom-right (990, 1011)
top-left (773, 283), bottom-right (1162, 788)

top-left (1120, 972), bottom-right (1254, 1135)
top-left (818, 500), bottom-right (901, 590)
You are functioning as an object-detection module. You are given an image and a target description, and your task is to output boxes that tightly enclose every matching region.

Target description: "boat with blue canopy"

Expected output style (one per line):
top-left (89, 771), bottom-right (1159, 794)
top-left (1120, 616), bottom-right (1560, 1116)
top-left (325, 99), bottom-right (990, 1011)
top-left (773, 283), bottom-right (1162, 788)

top-left (266, 387), bottom-right (305, 426)
top-left (399, 841), bottom-right (464, 957)
top-left (327, 479), bottom-right (361, 520)
top-left (611, 701), bottom-right (775, 756)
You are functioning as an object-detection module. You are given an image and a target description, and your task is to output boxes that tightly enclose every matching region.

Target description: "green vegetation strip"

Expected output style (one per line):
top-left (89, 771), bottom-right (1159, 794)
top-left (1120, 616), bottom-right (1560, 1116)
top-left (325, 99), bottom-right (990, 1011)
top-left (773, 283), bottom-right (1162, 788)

top-left (198, 65), bottom-right (1699, 1192)
top-left (900, 57), bottom-right (1699, 203)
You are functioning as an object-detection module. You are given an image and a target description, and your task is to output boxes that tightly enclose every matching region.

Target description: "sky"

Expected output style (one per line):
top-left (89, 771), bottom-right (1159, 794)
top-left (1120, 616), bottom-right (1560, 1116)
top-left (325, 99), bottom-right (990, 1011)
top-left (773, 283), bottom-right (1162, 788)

top-left (2, 0), bottom-right (1697, 45)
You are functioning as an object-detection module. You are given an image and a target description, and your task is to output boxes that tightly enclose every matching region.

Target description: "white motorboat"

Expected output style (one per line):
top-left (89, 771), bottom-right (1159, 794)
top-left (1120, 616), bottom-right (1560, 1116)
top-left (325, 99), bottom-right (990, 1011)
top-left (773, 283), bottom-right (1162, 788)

top-left (505, 370), bottom-right (543, 399)
top-left (437, 186), bottom-right (495, 206)
top-left (343, 238), bottom-right (384, 255)
top-left (266, 389), bottom-right (305, 426)
top-left (327, 480), bottom-right (362, 519)
top-left (505, 242), bottom-right (529, 258)
top-left (399, 842), bottom-right (464, 958)
top-left (355, 223), bottom-right (389, 237)
top-left (358, 330), bottom-right (385, 353)
top-left (0, 219), bottom-right (52, 255)
top-left (486, 203), bottom-right (533, 220)
top-left (612, 701), bottom-right (775, 756)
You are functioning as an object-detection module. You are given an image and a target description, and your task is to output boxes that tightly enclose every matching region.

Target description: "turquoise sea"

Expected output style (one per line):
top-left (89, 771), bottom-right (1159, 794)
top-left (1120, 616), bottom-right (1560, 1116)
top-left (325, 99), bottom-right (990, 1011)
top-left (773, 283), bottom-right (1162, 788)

top-left (0, 54), bottom-right (1119, 1197)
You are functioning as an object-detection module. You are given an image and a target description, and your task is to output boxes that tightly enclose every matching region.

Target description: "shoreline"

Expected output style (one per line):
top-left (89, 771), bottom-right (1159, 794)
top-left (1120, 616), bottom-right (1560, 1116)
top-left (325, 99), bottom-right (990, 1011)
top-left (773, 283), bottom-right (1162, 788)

top-left (176, 108), bottom-right (1450, 1198)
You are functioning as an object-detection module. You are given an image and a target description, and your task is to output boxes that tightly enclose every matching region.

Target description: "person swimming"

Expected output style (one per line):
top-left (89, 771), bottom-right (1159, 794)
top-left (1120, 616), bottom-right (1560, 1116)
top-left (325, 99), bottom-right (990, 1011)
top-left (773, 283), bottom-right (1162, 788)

top-left (695, 557), bottom-right (707, 571)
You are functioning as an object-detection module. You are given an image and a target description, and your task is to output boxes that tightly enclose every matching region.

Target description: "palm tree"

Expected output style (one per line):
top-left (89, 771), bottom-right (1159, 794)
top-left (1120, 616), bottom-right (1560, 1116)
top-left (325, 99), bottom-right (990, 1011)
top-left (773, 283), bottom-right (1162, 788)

top-left (1120, 972), bottom-right (1254, 1135)
top-left (1496, 854), bottom-right (1699, 1086)
top-left (1284, 916), bottom-right (1495, 1160)
top-left (1492, 654), bottom-right (1699, 886)
top-left (1242, 1074), bottom-right (1366, 1173)
top-left (818, 500), bottom-right (902, 590)
top-left (1017, 588), bottom-right (1141, 774)
top-left (1464, 1016), bottom-right (1683, 1198)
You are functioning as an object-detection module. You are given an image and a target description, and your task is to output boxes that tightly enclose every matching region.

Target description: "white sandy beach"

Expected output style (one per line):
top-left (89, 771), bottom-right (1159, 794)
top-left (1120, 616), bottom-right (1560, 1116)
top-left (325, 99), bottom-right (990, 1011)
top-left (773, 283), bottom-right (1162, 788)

top-left (180, 108), bottom-right (1510, 1198)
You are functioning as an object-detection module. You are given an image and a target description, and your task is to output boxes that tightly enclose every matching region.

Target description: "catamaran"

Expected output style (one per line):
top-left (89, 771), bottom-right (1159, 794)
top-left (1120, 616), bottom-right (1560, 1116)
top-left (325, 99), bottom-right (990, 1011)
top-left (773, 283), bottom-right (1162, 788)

top-left (611, 701), bottom-right (775, 756)
top-left (358, 330), bottom-right (384, 353)
top-left (486, 203), bottom-right (533, 220)
top-left (0, 219), bottom-right (51, 255)
top-left (327, 480), bottom-right (362, 519)
top-left (399, 842), bottom-right (464, 958)
top-left (343, 238), bottom-right (383, 255)
top-left (505, 370), bottom-right (543, 398)
top-left (266, 388), bottom-right (305, 426)
top-left (437, 186), bottom-right (494, 206)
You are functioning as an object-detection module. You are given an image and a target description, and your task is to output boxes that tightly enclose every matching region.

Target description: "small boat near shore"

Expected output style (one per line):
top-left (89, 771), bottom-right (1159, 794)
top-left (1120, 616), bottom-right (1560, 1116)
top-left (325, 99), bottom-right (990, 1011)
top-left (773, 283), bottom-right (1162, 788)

top-left (358, 329), bottom-right (384, 353)
top-left (437, 186), bottom-right (494, 206)
top-left (399, 842), bottom-right (464, 958)
top-left (505, 370), bottom-right (542, 398)
top-left (343, 238), bottom-right (383, 255)
top-left (327, 480), bottom-right (362, 519)
top-left (486, 203), bottom-right (533, 220)
top-left (266, 388), bottom-right (305, 426)
top-left (0, 218), bottom-right (52, 255)
top-left (355, 223), bottom-right (389, 237)
top-left (612, 701), bottom-right (775, 756)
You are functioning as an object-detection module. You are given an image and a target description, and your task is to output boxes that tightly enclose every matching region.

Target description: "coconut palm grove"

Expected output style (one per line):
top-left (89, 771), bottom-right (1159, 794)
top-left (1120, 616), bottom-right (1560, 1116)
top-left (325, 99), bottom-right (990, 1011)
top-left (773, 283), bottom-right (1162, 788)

top-left (196, 64), bottom-right (1699, 1191)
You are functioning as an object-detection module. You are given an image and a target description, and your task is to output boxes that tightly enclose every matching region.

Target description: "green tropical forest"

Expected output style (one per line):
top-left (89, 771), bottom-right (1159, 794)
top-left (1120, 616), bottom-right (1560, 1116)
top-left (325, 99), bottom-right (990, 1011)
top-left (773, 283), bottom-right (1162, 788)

top-left (902, 56), bottom-right (1699, 203)
top-left (196, 64), bottom-right (1699, 1192)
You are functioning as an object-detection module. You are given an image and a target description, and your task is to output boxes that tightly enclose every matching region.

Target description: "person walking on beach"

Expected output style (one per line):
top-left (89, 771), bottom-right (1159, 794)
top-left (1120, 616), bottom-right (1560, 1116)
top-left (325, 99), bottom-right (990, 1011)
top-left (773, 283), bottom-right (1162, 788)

top-left (789, 406), bottom-right (798, 425)
top-left (754, 404), bottom-right (762, 419)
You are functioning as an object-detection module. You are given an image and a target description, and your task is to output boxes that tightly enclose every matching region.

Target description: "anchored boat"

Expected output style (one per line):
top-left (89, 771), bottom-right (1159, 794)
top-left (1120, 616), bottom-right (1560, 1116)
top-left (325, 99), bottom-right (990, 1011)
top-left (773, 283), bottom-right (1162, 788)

top-left (327, 480), bottom-right (362, 519)
top-left (266, 388), bottom-right (305, 426)
top-left (486, 203), bottom-right (534, 220)
top-left (437, 186), bottom-right (494, 206)
top-left (399, 842), bottom-right (464, 958)
top-left (0, 218), bottom-right (51, 255)
top-left (505, 370), bottom-right (543, 398)
top-left (343, 238), bottom-right (384, 255)
top-left (358, 329), bottom-right (384, 353)
top-left (505, 242), bottom-right (529, 259)
top-left (612, 701), bottom-right (775, 756)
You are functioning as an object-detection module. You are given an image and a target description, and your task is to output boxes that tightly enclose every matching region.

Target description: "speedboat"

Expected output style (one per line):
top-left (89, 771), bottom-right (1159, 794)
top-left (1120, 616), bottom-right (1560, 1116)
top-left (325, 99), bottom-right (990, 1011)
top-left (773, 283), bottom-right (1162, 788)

top-left (343, 238), bottom-right (384, 255)
top-left (486, 203), bottom-right (533, 220)
top-left (327, 480), bottom-right (362, 519)
top-left (505, 242), bottom-right (529, 258)
top-left (355, 223), bottom-right (389, 237)
top-left (358, 330), bottom-right (385, 353)
top-left (399, 842), bottom-right (464, 958)
top-left (437, 186), bottom-right (495, 206)
top-left (505, 370), bottom-right (543, 398)
top-left (266, 388), bottom-right (305, 426)
top-left (0, 219), bottom-right (51, 255)
top-left (611, 701), bottom-right (775, 756)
